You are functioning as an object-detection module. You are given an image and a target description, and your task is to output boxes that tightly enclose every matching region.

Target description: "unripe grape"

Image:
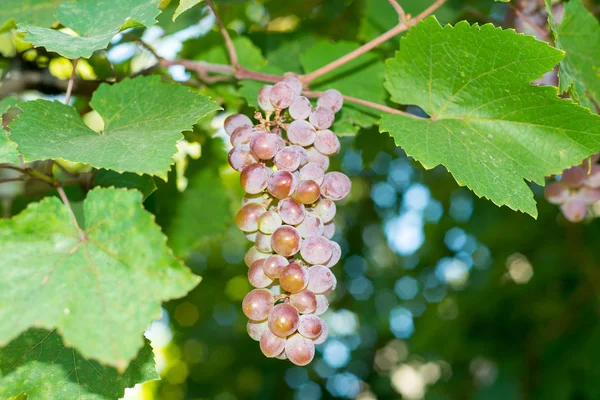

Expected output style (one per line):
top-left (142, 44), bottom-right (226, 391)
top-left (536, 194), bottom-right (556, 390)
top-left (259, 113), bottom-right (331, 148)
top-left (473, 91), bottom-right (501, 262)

top-left (271, 225), bottom-right (302, 257)
top-left (326, 240), bottom-right (341, 268)
top-left (313, 320), bottom-right (328, 344)
top-left (285, 333), bottom-right (315, 366)
top-left (313, 198), bottom-right (336, 223)
top-left (267, 170), bottom-right (296, 199)
top-left (258, 210), bottom-right (282, 234)
top-left (300, 236), bottom-right (332, 265)
top-left (247, 319), bottom-right (268, 341)
top-left (228, 145), bottom-right (258, 172)
top-left (317, 89), bottom-right (343, 113)
top-left (562, 166), bottom-right (587, 188)
top-left (295, 180), bottom-right (320, 204)
top-left (242, 289), bottom-right (274, 320)
top-left (231, 125), bottom-right (259, 147)
top-left (314, 129), bottom-right (341, 155)
top-left (307, 266), bottom-right (335, 294)
top-left (224, 113), bottom-right (252, 135)
top-left (289, 96), bottom-right (312, 120)
top-left (323, 221), bottom-right (335, 239)
top-left (260, 329), bottom-right (286, 358)
top-left (309, 106), bottom-right (335, 130)
top-left (277, 198), bottom-right (306, 225)
top-left (274, 145), bottom-right (304, 172)
top-left (296, 214), bottom-right (324, 238)
top-left (306, 146), bottom-right (330, 170)
top-left (298, 315), bottom-right (323, 339)
top-left (314, 294), bottom-right (329, 316)
top-left (299, 162), bottom-right (325, 185)
top-left (255, 232), bottom-right (273, 253)
top-left (321, 172), bottom-right (351, 200)
top-left (244, 246), bottom-right (270, 267)
top-left (268, 303), bottom-right (300, 337)
top-left (287, 120), bottom-right (317, 146)
top-left (270, 82), bottom-right (296, 109)
top-left (290, 290), bottom-right (317, 313)
top-left (240, 163), bottom-right (271, 194)
top-left (561, 198), bottom-right (587, 222)
top-left (236, 203), bottom-right (266, 232)
top-left (250, 132), bottom-right (284, 160)
top-left (263, 254), bottom-right (289, 278)
top-left (283, 74), bottom-right (303, 96)
top-left (280, 263), bottom-right (309, 293)
top-left (258, 85), bottom-right (275, 112)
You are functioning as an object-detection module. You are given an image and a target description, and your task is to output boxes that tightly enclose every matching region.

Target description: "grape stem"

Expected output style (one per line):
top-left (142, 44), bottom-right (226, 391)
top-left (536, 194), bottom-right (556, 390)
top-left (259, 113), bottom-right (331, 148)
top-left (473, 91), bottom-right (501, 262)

top-left (205, 0), bottom-right (239, 69)
top-left (509, 3), bottom-right (549, 39)
top-left (64, 58), bottom-right (79, 105)
top-left (388, 0), bottom-right (407, 24)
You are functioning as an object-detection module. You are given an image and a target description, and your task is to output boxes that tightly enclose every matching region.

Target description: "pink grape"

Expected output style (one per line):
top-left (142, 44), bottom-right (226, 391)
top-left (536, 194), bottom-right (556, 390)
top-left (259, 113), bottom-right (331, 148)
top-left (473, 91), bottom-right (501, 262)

top-left (247, 319), bottom-right (268, 341)
top-left (250, 132), bottom-right (284, 160)
top-left (585, 165), bottom-right (600, 188)
top-left (295, 180), bottom-right (321, 204)
top-left (263, 254), bottom-right (289, 279)
top-left (544, 182), bottom-right (569, 205)
top-left (560, 198), bottom-right (587, 222)
top-left (307, 266), bottom-right (335, 294)
top-left (562, 166), bottom-right (587, 188)
top-left (277, 197), bottom-right (306, 225)
top-left (231, 125), bottom-right (259, 147)
top-left (323, 272), bottom-right (337, 295)
top-left (274, 146), bottom-right (303, 171)
top-left (313, 320), bottom-right (328, 344)
top-left (326, 240), bottom-right (341, 268)
top-left (317, 89), bottom-right (343, 113)
top-left (267, 170), bottom-right (296, 199)
top-left (298, 315), bottom-right (323, 339)
top-left (224, 113), bottom-right (252, 135)
top-left (299, 162), bottom-right (325, 185)
top-left (289, 96), bottom-right (312, 120)
top-left (228, 145), bottom-right (258, 172)
top-left (309, 106), bottom-right (335, 130)
top-left (258, 85), bottom-right (275, 112)
top-left (285, 333), bottom-right (315, 366)
top-left (268, 303), bottom-right (299, 337)
top-left (283, 74), bottom-right (303, 96)
top-left (260, 329), bottom-right (286, 358)
top-left (576, 187), bottom-right (600, 204)
top-left (270, 82), bottom-right (296, 109)
top-left (236, 203), bottom-right (266, 232)
top-left (258, 210), bottom-right (282, 234)
top-left (306, 146), bottom-right (330, 170)
top-left (280, 263), bottom-right (309, 293)
top-left (314, 198), bottom-right (336, 223)
top-left (245, 231), bottom-right (258, 242)
top-left (323, 221), bottom-right (335, 239)
top-left (296, 214), bottom-right (324, 238)
top-left (300, 236), bottom-right (332, 265)
top-left (314, 294), bottom-right (329, 316)
top-left (242, 289), bottom-right (274, 320)
top-left (240, 163), bottom-right (272, 194)
top-left (255, 232), bottom-right (273, 253)
top-left (290, 290), bottom-right (317, 313)
top-left (314, 129), bottom-right (341, 155)
top-left (244, 246), bottom-right (270, 267)
top-left (321, 172), bottom-right (351, 200)
top-left (287, 120), bottom-right (317, 146)
top-left (271, 225), bottom-right (302, 257)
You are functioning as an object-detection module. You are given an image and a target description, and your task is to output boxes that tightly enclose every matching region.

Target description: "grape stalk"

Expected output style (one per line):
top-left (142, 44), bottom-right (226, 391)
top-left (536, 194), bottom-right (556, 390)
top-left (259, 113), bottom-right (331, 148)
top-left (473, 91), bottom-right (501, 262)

top-left (226, 75), bottom-right (350, 365)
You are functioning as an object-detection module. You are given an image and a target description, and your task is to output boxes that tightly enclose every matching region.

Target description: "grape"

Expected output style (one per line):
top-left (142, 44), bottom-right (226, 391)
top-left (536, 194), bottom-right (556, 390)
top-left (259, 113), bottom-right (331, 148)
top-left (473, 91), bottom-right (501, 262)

top-left (287, 120), bottom-right (317, 146)
top-left (321, 172), bottom-right (351, 200)
top-left (248, 260), bottom-right (273, 288)
top-left (231, 125), bottom-right (259, 147)
top-left (300, 236), bottom-right (332, 265)
top-left (317, 89), bottom-right (343, 113)
top-left (299, 162), bottom-right (325, 185)
top-left (255, 232), bottom-right (273, 253)
top-left (247, 319), bottom-right (268, 341)
top-left (240, 163), bottom-right (272, 194)
top-left (325, 240), bottom-right (341, 268)
top-left (242, 193), bottom-right (267, 206)
top-left (284, 74), bottom-right (303, 96)
top-left (289, 96), bottom-right (312, 120)
top-left (267, 170), bottom-right (296, 199)
top-left (268, 303), bottom-right (300, 337)
top-left (313, 198), bottom-right (336, 223)
top-left (270, 82), bottom-right (296, 109)
top-left (576, 187), bottom-right (600, 204)
top-left (275, 351), bottom-right (288, 360)
top-left (296, 214), bottom-right (324, 238)
top-left (244, 246), bottom-right (270, 267)
top-left (260, 329), bottom-right (286, 358)
top-left (263, 254), bottom-right (289, 279)
top-left (561, 198), bottom-right (587, 222)
top-left (224, 113), bottom-right (252, 135)
top-left (271, 225), bottom-right (302, 257)
top-left (295, 180), bottom-right (320, 204)
top-left (314, 129), bottom-right (341, 155)
top-left (277, 198), bottom-right (306, 225)
top-left (323, 221), bottom-right (335, 239)
top-left (309, 106), bottom-right (335, 130)
top-left (306, 146), bottom-right (330, 170)
top-left (258, 210), bottom-right (282, 234)
top-left (228, 145), bottom-right (258, 172)
top-left (289, 290), bottom-right (317, 313)
top-left (323, 272), bottom-right (337, 295)
top-left (561, 166), bottom-right (587, 188)
top-left (585, 165), bottom-right (600, 188)
top-left (298, 315), bottom-right (323, 339)
top-left (258, 85), bottom-right (275, 112)
top-left (544, 182), bottom-right (569, 205)
top-left (250, 132), bottom-right (284, 160)
top-left (236, 203), bottom-right (266, 232)
top-left (242, 289), bottom-right (274, 320)
top-left (280, 263), bottom-right (309, 293)
top-left (245, 231), bottom-right (258, 242)
top-left (285, 333), bottom-right (315, 366)
top-left (314, 294), bottom-right (329, 316)
top-left (307, 266), bottom-right (335, 294)
top-left (313, 320), bottom-right (328, 345)
top-left (274, 146), bottom-right (302, 171)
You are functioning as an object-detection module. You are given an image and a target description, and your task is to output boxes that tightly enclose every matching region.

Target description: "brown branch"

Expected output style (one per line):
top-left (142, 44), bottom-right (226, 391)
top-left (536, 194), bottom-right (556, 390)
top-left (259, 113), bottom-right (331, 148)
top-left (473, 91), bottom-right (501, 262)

top-left (510, 3), bottom-right (549, 39)
top-left (205, 0), bottom-right (239, 69)
top-left (64, 58), bottom-right (79, 104)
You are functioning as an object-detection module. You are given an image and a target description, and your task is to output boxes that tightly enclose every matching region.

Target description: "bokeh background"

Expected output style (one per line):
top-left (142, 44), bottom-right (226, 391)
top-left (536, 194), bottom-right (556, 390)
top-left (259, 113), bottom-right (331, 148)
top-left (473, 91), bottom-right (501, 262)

top-left (2, 0), bottom-right (600, 399)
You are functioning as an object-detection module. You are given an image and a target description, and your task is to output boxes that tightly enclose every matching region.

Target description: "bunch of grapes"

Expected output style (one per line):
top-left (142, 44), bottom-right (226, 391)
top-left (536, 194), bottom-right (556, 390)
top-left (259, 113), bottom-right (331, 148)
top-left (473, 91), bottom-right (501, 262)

top-left (545, 154), bottom-right (600, 222)
top-left (225, 75), bottom-right (351, 366)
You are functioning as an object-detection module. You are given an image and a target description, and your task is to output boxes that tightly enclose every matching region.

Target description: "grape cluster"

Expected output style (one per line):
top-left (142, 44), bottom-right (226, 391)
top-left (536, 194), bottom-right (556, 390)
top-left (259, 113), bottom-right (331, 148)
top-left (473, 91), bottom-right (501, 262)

top-left (545, 154), bottom-right (600, 222)
top-left (225, 75), bottom-right (350, 366)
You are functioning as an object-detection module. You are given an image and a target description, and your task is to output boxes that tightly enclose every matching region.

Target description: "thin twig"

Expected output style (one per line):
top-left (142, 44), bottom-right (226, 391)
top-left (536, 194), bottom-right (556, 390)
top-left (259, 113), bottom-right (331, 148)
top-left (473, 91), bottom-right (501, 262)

top-left (205, 0), bottom-right (239, 69)
top-left (388, 0), bottom-right (407, 23)
top-left (510, 3), bottom-right (549, 39)
top-left (0, 177), bottom-right (25, 184)
top-left (57, 185), bottom-right (86, 240)
top-left (0, 164), bottom-right (26, 174)
top-left (65, 58), bottom-right (79, 104)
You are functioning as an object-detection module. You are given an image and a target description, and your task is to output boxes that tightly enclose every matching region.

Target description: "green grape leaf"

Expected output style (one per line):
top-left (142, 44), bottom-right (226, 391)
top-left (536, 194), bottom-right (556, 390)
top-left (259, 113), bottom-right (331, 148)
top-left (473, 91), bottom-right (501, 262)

top-left (380, 18), bottom-right (600, 217)
top-left (0, 133), bottom-right (19, 164)
top-left (173, 0), bottom-right (204, 21)
top-left (0, 96), bottom-right (19, 115)
top-left (300, 41), bottom-right (387, 135)
top-left (0, 0), bottom-right (61, 31)
top-left (0, 187), bottom-right (200, 368)
top-left (545, 0), bottom-right (600, 112)
top-left (0, 329), bottom-right (158, 399)
top-left (9, 76), bottom-right (221, 179)
top-left (93, 170), bottom-right (157, 199)
top-left (19, 0), bottom-right (161, 59)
